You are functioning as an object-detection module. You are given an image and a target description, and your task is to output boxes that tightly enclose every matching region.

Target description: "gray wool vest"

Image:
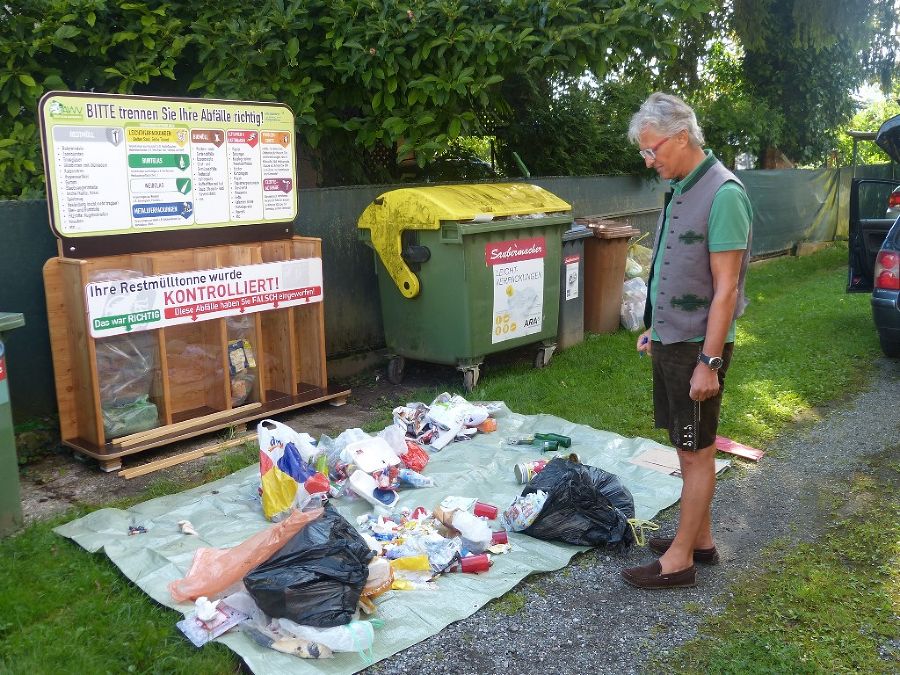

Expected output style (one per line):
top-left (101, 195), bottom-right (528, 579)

top-left (647, 160), bottom-right (751, 345)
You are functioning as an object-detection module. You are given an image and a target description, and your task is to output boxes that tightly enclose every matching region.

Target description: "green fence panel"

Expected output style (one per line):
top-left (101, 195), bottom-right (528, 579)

top-left (0, 201), bottom-right (58, 420)
top-left (2, 167), bottom-right (889, 422)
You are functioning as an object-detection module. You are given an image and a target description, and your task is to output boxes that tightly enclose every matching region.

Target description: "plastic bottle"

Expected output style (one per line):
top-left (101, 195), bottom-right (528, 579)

top-left (505, 434), bottom-right (536, 445)
top-left (397, 468), bottom-right (435, 488)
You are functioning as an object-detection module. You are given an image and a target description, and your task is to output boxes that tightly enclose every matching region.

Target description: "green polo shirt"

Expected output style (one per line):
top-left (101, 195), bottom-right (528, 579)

top-left (649, 151), bottom-right (752, 342)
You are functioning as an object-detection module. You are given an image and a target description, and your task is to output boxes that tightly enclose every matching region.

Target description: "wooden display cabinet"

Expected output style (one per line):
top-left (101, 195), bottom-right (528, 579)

top-left (44, 236), bottom-right (349, 471)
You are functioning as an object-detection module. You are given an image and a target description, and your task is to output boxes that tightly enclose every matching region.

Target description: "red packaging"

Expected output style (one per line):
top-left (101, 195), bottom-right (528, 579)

top-left (304, 472), bottom-right (330, 494)
top-left (473, 501), bottom-right (498, 519)
top-left (458, 554), bottom-right (491, 573)
top-left (400, 440), bottom-right (430, 473)
top-left (490, 530), bottom-right (509, 545)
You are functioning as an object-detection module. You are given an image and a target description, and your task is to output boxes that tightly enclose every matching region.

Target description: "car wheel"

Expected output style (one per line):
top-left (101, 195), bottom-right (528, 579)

top-left (878, 332), bottom-right (900, 358)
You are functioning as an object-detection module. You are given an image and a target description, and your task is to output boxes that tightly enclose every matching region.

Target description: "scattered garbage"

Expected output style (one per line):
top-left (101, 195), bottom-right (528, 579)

top-left (178, 520), bottom-right (198, 536)
top-left (176, 599), bottom-right (249, 647)
top-left (514, 459), bottom-right (548, 484)
top-left (500, 491), bottom-right (548, 531)
top-left (163, 395), bottom-right (639, 662)
top-left (127, 524), bottom-right (147, 536)
top-left (392, 393), bottom-right (499, 451)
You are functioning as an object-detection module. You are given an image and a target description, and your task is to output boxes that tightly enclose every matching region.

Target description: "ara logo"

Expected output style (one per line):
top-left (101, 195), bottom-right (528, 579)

top-left (48, 99), bottom-right (83, 119)
top-left (523, 317), bottom-right (539, 327)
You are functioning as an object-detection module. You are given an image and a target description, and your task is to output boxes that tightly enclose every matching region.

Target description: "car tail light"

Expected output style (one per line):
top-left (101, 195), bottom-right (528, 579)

top-left (874, 250), bottom-right (900, 290)
top-left (890, 192), bottom-right (900, 210)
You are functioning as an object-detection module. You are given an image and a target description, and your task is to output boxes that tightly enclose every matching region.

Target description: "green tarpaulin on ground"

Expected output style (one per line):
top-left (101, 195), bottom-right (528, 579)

top-left (56, 406), bottom-right (694, 674)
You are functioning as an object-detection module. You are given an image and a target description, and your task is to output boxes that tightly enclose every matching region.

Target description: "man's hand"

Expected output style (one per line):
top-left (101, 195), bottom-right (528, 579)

top-left (636, 329), bottom-right (652, 357)
top-left (689, 363), bottom-right (720, 401)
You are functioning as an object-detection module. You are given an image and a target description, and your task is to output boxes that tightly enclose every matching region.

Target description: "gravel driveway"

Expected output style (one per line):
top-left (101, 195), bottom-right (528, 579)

top-left (363, 356), bottom-right (900, 675)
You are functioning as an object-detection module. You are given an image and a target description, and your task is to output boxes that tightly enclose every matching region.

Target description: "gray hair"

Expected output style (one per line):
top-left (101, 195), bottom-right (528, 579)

top-left (628, 92), bottom-right (705, 147)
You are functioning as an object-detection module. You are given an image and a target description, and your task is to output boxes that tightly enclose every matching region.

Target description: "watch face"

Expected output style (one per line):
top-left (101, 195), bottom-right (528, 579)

top-left (708, 356), bottom-right (724, 369)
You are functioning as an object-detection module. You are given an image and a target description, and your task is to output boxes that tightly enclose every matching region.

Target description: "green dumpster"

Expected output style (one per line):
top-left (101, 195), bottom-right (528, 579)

top-left (358, 183), bottom-right (572, 391)
top-left (0, 312), bottom-right (25, 536)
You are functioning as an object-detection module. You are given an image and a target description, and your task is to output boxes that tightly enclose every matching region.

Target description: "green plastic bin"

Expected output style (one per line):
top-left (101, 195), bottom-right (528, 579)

top-left (358, 183), bottom-right (572, 391)
top-left (0, 312), bottom-right (25, 536)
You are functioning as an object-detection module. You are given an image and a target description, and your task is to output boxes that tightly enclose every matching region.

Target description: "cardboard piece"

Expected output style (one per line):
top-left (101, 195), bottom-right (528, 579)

top-left (629, 446), bottom-right (730, 477)
top-left (715, 435), bottom-right (765, 461)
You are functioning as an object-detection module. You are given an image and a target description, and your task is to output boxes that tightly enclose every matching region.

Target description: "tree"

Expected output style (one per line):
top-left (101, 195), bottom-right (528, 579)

top-left (732, 0), bottom-right (899, 166)
top-left (835, 96), bottom-right (900, 167)
top-left (688, 40), bottom-right (784, 169)
top-left (0, 0), bottom-right (715, 196)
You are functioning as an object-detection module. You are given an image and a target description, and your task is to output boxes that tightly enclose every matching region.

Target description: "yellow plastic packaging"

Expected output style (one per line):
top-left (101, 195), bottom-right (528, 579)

top-left (389, 554), bottom-right (431, 571)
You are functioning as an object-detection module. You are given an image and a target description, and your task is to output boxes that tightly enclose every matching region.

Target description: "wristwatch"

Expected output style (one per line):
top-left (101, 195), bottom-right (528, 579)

top-left (698, 352), bottom-right (724, 371)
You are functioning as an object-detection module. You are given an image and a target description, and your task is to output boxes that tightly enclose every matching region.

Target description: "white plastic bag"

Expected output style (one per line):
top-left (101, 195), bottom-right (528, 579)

top-left (258, 419), bottom-right (318, 463)
top-left (257, 419), bottom-right (319, 520)
top-left (620, 277), bottom-right (647, 332)
top-left (277, 618), bottom-right (377, 653)
top-left (450, 510), bottom-right (493, 553)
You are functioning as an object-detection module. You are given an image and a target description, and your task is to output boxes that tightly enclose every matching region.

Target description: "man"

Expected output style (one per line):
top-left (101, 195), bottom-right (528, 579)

top-left (622, 93), bottom-right (752, 589)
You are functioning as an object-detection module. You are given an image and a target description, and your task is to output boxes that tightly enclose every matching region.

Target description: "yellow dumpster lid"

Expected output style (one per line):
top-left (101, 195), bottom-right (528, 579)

top-left (357, 182), bottom-right (571, 232)
top-left (356, 183), bottom-right (570, 300)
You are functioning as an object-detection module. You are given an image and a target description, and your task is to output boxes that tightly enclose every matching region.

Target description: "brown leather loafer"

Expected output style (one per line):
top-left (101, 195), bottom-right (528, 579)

top-left (648, 536), bottom-right (720, 565)
top-left (621, 560), bottom-right (696, 589)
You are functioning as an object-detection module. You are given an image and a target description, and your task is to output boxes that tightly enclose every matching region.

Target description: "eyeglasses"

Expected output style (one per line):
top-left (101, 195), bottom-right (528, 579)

top-left (639, 136), bottom-right (672, 161)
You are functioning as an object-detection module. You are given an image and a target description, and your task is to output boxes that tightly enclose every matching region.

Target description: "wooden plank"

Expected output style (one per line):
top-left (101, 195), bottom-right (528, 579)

top-left (64, 385), bottom-right (351, 461)
top-left (291, 235), bottom-right (320, 260)
top-left (261, 240), bottom-right (293, 262)
top-left (260, 308), bottom-right (295, 396)
top-left (43, 259), bottom-right (79, 441)
top-left (118, 432), bottom-right (257, 479)
top-left (208, 318), bottom-right (230, 412)
top-left (155, 327), bottom-right (173, 425)
top-left (112, 402), bottom-right (262, 448)
top-left (60, 259), bottom-right (104, 446)
top-left (252, 312), bottom-right (267, 403)
top-left (295, 302), bottom-right (327, 388)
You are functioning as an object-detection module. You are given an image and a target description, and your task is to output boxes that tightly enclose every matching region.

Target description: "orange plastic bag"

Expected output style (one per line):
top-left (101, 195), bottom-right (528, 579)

top-left (168, 508), bottom-right (322, 603)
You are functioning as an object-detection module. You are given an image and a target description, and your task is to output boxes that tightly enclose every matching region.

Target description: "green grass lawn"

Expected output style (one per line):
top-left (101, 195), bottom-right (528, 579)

top-left (0, 243), bottom-right (893, 673)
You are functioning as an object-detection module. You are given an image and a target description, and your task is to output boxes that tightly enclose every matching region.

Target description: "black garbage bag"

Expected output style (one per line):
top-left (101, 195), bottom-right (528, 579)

top-left (520, 458), bottom-right (635, 547)
top-left (244, 505), bottom-right (374, 627)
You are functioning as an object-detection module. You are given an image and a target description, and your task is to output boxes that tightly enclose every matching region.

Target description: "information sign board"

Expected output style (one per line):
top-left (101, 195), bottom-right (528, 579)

top-left (39, 91), bottom-right (297, 239)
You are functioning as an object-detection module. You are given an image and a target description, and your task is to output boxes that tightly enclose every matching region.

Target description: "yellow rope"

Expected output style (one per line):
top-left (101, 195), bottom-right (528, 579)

top-left (627, 518), bottom-right (660, 547)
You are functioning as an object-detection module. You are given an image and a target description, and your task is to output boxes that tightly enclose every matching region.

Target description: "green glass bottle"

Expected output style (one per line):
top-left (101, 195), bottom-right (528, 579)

top-left (534, 432), bottom-right (571, 448)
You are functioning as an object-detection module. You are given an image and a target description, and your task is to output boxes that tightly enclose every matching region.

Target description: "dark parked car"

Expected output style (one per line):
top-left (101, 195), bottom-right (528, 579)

top-left (872, 219), bottom-right (900, 356)
top-left (848, 113), bottom-right (900, 356)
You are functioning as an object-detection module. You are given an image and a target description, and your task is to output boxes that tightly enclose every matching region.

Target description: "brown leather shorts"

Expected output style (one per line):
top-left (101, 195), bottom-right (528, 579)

top-left (651, 341), bottom-right (734, 451)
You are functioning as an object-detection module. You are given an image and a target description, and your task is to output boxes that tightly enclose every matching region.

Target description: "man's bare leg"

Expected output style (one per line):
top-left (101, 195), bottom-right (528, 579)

top-left (657, 443), bottom-right (716, 573)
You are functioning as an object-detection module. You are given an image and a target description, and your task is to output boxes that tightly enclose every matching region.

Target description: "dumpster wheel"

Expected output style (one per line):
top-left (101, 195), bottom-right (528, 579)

top-left (387, 356), bottom-right (405, 385)
top-left (534, 344), bottom-right (556, 369)
top-left (461, 366), bottom-right (480, 393)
